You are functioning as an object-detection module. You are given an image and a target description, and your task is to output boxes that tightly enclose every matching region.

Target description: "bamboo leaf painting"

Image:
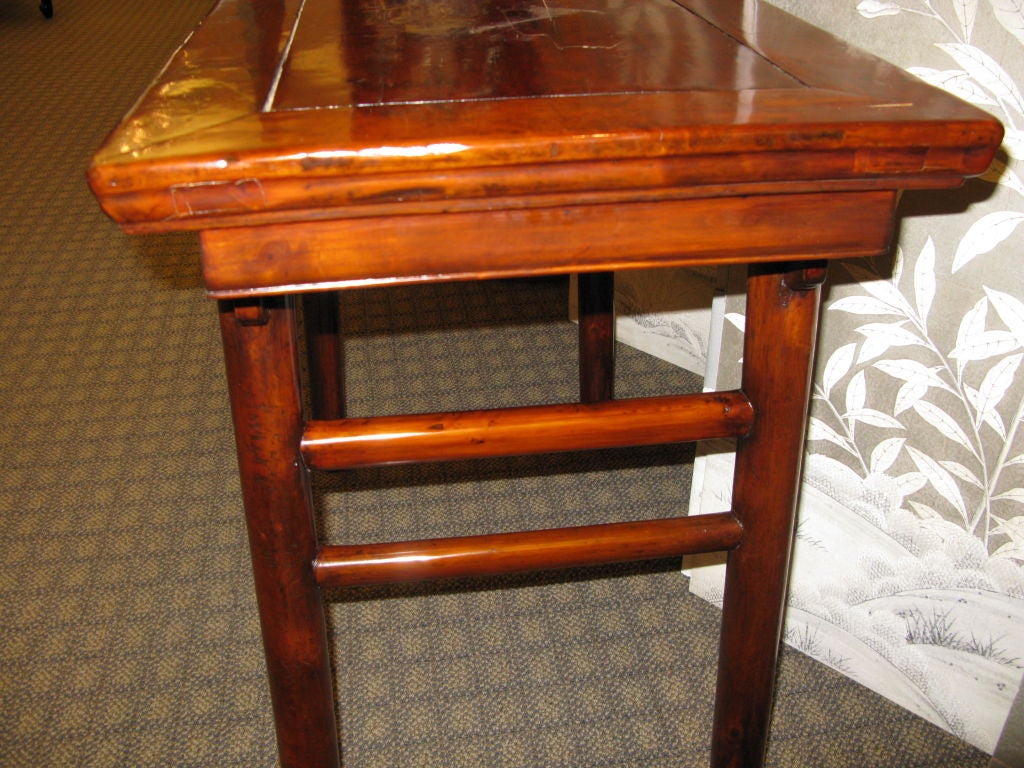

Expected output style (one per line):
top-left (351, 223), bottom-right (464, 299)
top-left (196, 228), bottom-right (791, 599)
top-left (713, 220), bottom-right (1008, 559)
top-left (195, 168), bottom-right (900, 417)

top-left (809, 416), bottom-right (857, 453)
top-left (912, 399), bottom-right (976, 455)
top-left (874, 358), bottom-right (949, 391)
top-left (894, 379), bottom-right (931, 415)
top-left (975, 352), bottom-right (1023, 423)
top-left (953, 0), bottom-right (980, 41)
top-left (822, 342), bottom-right (857, 399)
top-left (907, 67), bottom-right (999, 104)
top-left (987, 0), bottom-right (1024, 46)
top-left (846, 407), bottom-right (905, 428)
top-left (870, 436), bottom-right (906, 473)
top-left (855, 322), bottom-right (925, 364)
top-left (991, 487), bottom-right (1024, 504)
top-left (948, 329), bottom-right (1018, 362)
top-left (829, 295), bottom-right (905, 316)
top-left (940, 459), bottom-right (985, 488)
top-left (846, 369), bottom-right (867, 414)
top-left (985, 288), bottom-right (1024, 343)
top-left (937, 43), bottom-right (1024, 114)
top-left (907, 445), bottom-right (970, 523)
top-left (953, 212), bottom-right (1024, 272)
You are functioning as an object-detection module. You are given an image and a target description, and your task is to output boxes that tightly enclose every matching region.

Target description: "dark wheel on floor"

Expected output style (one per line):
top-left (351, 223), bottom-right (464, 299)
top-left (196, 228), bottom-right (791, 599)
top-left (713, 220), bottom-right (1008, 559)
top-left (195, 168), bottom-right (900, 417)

top-left (40, 0), bottom-right (53, 18)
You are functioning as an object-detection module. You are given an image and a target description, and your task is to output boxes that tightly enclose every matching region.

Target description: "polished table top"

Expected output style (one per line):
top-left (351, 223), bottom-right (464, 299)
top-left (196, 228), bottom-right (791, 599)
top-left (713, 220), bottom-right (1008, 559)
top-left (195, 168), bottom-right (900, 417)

top-left (90, 0), bottom-right (1002, 239)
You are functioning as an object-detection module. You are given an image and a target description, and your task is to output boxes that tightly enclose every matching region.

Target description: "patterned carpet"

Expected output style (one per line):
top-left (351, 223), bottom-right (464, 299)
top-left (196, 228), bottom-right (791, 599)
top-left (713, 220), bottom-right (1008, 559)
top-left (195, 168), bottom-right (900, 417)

top-left (0, 1), bottom-right (993, 766)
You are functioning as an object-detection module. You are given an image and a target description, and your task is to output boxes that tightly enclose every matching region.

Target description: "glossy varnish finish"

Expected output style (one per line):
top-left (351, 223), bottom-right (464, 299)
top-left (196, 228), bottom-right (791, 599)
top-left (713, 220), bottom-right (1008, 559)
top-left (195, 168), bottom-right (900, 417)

top-left (270, 0), bottom-right (798, 109)
top-left (315, 513), bottom-right (745, 588)
top-left (196, 190), bottom-right (897, 296)
top-left (217, 298), bottom-right (341, 768)
top-left (89, 0), bottom-right (999, 235)
top-left (301, 391), bottom-right (754, 469)
top-left (89, 1), bottom-right (1002, 767)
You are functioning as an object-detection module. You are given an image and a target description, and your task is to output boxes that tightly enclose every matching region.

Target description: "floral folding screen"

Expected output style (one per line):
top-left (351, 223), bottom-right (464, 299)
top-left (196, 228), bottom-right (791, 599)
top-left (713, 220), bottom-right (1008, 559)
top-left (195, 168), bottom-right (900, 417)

top-left (618, 0), bottom-right (1024, 753)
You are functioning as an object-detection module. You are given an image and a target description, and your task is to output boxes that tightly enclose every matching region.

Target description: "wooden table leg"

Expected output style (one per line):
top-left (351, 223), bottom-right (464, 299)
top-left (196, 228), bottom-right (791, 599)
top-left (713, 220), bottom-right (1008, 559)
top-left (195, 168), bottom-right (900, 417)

top-left (578, 271), bottom-right (615, 402)
top-left (303, 292), bottom-right (344, 420)
top-left (218, 297), bottom-right (341, 768)
top-left (710, 262), bottom-right (825, 768)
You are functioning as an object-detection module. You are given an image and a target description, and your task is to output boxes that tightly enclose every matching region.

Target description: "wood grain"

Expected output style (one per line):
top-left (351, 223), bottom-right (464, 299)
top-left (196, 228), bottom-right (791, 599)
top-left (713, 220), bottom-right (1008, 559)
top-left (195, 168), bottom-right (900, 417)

top-left (302, 391), bottom-right (753, 470)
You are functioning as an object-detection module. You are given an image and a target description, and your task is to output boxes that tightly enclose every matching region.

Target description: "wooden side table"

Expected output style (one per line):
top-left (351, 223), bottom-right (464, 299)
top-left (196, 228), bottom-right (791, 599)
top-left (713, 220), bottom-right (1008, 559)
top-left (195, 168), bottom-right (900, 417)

top-left (89, 1), bottom-right (1002, 766)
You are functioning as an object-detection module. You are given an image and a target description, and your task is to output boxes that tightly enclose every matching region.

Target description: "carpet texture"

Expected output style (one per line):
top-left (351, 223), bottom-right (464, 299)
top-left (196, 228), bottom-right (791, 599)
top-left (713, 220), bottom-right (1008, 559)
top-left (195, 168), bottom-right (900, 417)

top-left (0, 1), bottom-right (993, 766)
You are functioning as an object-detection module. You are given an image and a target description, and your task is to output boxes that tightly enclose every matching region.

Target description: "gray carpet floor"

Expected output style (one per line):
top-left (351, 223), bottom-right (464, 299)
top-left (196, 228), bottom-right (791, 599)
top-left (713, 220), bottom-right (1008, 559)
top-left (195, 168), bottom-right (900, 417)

top-left (0, 0), bottom-right (993, 765)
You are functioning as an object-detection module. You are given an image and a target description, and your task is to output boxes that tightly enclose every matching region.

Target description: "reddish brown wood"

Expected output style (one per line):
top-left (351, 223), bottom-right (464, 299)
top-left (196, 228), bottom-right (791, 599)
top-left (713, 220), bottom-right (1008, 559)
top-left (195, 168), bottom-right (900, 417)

top-left (197, 191), bottom-right (897, 297)
top-left (302, 292), bottom-right (344, 419)
top-left (711, 264), bottom-right (823, 768)
top-left (578, 271), bottom-right (615, 402)
top-left (87, 1), bottom-right (1000, 232)
top-left (315, 513), bottom-right (743, 588)
top-left (103, 158), bottom-right (977, 236)
top-left (302, 392), bottom-right (753, 470)
top-left (217, 298), bottom-right (340, 768)
top-left (783, 262), bottom-right (829, 292)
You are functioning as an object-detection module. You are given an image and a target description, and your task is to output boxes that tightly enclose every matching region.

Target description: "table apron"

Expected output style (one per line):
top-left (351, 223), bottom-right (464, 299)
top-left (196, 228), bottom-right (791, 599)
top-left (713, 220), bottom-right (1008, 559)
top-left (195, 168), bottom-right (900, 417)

top-left (199, 190), bottom-right (896, 297)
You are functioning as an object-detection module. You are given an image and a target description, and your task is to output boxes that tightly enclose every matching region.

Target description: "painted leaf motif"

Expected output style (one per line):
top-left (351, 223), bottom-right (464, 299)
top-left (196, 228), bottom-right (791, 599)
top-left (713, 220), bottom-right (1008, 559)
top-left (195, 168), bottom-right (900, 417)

top-left (907, 67), bottom-right (998, 104)
top-left (939, 460), bottom-right (984, 489)
top-left (822, 342), bottom-right (856, 399)
top-left (992, 515), bottom-right (1024, 540)
top-left (870, 437), bottom-right (905, 474)
top-left (906, 445), bottom-right (969, 524)
top-left (948, 330), bottom-right (1019, 361)
top-left (975, 352), bottom-right (1024, 422)
top-left (874, 359), bottom-right (949, 390)
top-left (846, 369), bottom-right (867, 414)
top-left (955, 296), bottom-right (988, 361)
top-left (980, 157), bottom-right (1024, 196)
top-left (855, 321), bottom-right (922, 349)
top-left (845, 408), bottom-right (904, 429)
top-left (843, 263), bottom-right (910, 313)
top-left (808, 417), bottom-right (855, 453)
top-left (858, 335), bottom-right (896, 364)
top-left (908, 499), bottom-right (944, 520)
top-left (950, 298), bottom-right (1002, 377)
top-left (1005, 453), bottom-right (1024, 466)
top-left (986, 287), bottom-right (1024, 344)
top-left (952, 212), bottom-right (1024, 272)
top-left (829, 295), bottom-right (903, 317)
top-left (986, 410), bottom-right (1009, 438)
top-left (895, 379), bottom-right (931, 415)
top-left (914, 237), bottom-right (936, 327)
top-left (912, 400), bottom-right (976, 455)
top-left (891, 246), bottom-right (905, 288)
top-left (987, 0), bottom-right (1024, 47)
top-left (992, 488), bottom-right (1024, 504)
top-left (856, 0), bottom-right (901, 16)
top-left (951, 0), bottom-right (979, 41)
top-left (896, 472), bottom-right (928, 497)
top-left (937, 43), bottom-right (1024, 116)
top-left (966, 384), bottom-right (1008, 437)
